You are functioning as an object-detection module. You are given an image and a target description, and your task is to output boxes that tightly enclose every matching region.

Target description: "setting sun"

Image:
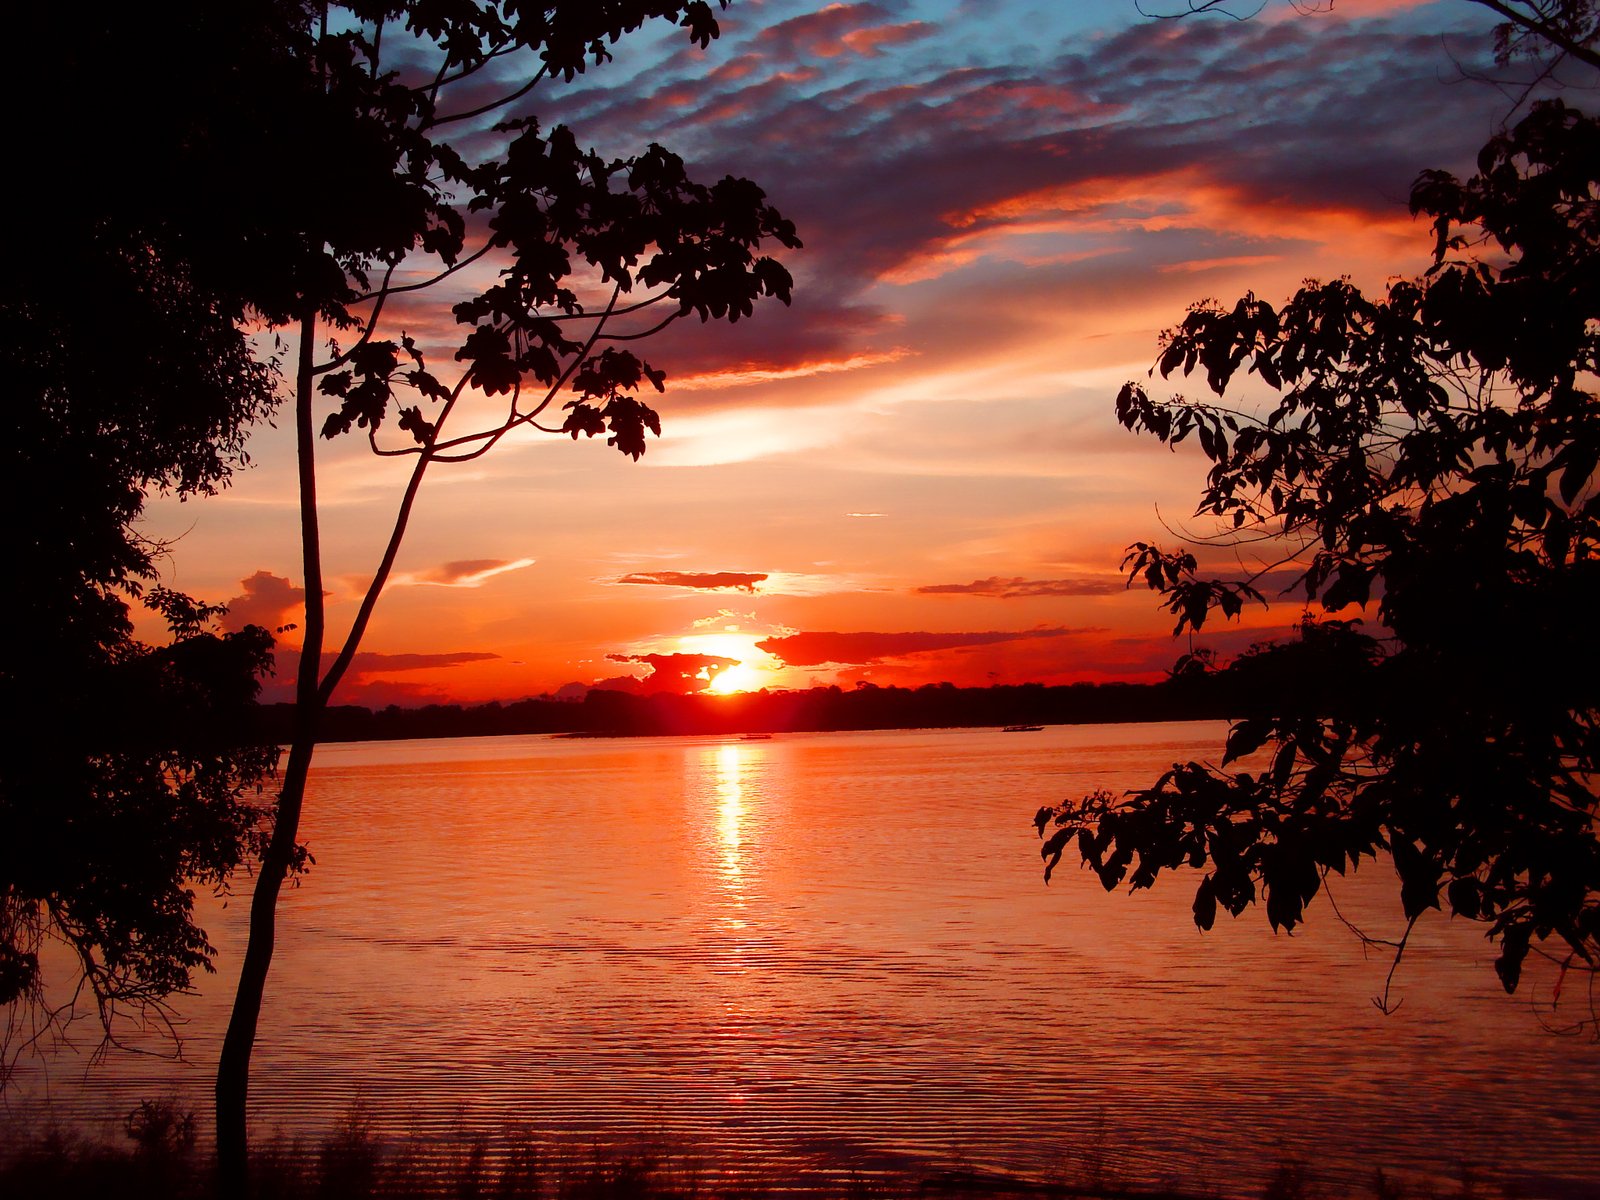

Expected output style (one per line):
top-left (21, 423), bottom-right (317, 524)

top-left (708, 662), bottom-right (761, 694)
top-left (674, 630), bottom-right (787, 694)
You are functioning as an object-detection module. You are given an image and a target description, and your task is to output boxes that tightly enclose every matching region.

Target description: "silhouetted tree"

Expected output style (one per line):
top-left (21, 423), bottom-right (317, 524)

top-left (1142, 0), bottom-right (1600, 72)
top-left (1038, 101), bottom-right (1599, 1031)
top-left (203, 2), bottom-right (801, 1189)
top-left (1480, 0), bottom-right (1600, 67)
top-left (1, 2), bottom-right (290, 1075)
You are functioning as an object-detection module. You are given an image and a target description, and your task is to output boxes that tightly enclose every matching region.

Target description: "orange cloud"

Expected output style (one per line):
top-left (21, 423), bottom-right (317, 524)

top-left (1158, 254), bottom-right (1284, 274)
top-left (758, 4), bottom-right (932, 60)
top-left (887, 166), bottom-right (1418, 289)
top-left (669, 349), bottom-right (910, 391)
top-left (840, 21), bottom-right (935, 56)
top-left (394, 558), bottom-right (537, 588)
top-left (221, 571), bottom-right (305, 633)
top-left (348, 651), bottom-right (500, 673)
top-left (756, 627), bottom-right (1084, 667)
top-left (918, 576), bottom-right (1126, 598)
top-left (617, 571), bottom-right (768, 592)
top-left (261, 648), bottom-right (502, 706)
top-left (602, 652), bottom-right (740, 693)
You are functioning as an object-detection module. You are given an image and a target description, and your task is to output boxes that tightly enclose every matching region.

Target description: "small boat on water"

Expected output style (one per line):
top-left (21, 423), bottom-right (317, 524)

top-left (739, 732), bottom-right (773, 740)
top-left (1002, 725), bottom-right (1044, 733)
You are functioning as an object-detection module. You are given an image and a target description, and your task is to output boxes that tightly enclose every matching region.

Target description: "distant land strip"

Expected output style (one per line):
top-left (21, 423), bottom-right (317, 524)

top-left (256, 675), bottom-right (1304, 744)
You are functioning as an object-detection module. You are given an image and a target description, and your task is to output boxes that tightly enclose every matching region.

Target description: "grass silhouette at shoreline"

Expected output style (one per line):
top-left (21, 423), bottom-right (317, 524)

top-left (0, 1100), bottom-right (1533, 1200)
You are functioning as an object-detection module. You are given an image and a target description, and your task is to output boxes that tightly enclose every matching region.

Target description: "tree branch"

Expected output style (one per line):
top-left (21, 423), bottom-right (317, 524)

top-left (599, 310), bottom-right (682, 342)
top-left (312, 260), bottom-right (399, 375)
top-left (349, 242), bottom-right (494, 305)
top-left (431, 61), bottom-right (549, 128)
top-left (429, 285), bottom-right (623, 463)
top-left (315, 370), bottom-right (475, 705)
top-left (1137, 0), bottom-right (1272, 19)
top-left (1468, 0), bottom-right (1600, 70)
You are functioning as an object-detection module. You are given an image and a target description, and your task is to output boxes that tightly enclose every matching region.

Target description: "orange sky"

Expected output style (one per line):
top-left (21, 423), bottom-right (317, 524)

top-left (136, 0), bottom-right (1540, 706)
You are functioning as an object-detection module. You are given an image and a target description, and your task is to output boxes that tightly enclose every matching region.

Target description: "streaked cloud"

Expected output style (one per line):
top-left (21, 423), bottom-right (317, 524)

top-left (693, 609), bottom-right (758, 628)
top-left (669, 349), bottom-right (911, 391)
top-left (393, 558), bottom-right (537, 588)
top-left (521, 4), bottom-right (1506, 404)
top-left (617, 570), bottom-right (769, 592)
top-left (755, 4), bottom-right (935, 61)
top-left (756, 626), bottom-right (1083, 667)
top-left (918, 576), bottom-right (1126, 598)
top-left (349, 651), bottom-right (501, 674)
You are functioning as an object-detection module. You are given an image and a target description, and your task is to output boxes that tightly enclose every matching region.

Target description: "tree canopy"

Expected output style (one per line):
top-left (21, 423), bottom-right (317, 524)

top-left (3, 3), bottom-right (802, 1154)
top-left (1037, 99), bottom-right (1599, 1028)
top-left (0, 1), bottom-right (295, 1068)
top-left (181, 2), bottom-right (802, 1186)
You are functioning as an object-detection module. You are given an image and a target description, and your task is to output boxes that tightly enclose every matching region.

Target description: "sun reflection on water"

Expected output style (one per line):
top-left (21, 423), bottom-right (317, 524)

top-left (714, 742), bottom-right (747, 922)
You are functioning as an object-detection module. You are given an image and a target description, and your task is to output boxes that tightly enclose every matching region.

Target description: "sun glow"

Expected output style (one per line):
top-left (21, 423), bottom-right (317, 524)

top-left (675, 631), bottom-right (788, 694)
top-left (709, 663), bottom-right (762, 694)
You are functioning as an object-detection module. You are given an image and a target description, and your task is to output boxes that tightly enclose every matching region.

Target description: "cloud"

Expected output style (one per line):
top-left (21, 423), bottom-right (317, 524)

top-left (840, 20), bottom-right (934, 57)
top-left (258, 648), bottom-right (502, 704)
top-left (756, 627), bottom-right (1081, 667)
top-left (693, 609), bottom-right (757, 627)
top-left (348, 651), bottom-right (501, 674)
top-left (221, 571), bottom-right (305, 632)
top-left (393, 558), bottom-right (536, 588)
top-left (616, 570), bottom-right (769, 592)
top-left (438, 4), bottom-right (1508, 428)
top-left (372, 4), bottom-right (1515, 420)
top-left (756, 4), bottom-right (933, 61)
top-left (1103, 622), bottom-right (1302, 676)
top-left (1158, 254), bottom-right (1284, 274)
top-left (308, 678), bottom-right (462, 708)
top-left (602, 651), bottom-right (741, 693)
top-left (669, 349), bottom-right (910, 391)
top-left (918, 576), bottom-right (1126, 598)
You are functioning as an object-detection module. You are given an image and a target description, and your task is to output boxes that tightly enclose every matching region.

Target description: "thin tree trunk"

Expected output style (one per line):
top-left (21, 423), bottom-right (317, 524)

top-left (213, 735), bottom-right (317, 1191)
top-left (216, 312), bottom-right (327, 1195)
top-left (212, 300), bottom-right (441, 1193)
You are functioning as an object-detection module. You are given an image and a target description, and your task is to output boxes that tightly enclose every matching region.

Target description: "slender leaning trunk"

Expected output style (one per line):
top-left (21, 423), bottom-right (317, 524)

top-left (216, 313), bottom-right (328, 1195)
top-left (214, 736), bottom-right (318, 1190)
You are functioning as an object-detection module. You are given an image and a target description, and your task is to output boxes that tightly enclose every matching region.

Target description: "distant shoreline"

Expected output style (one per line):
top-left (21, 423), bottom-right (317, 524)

top-left (257, 677), bottom-right (1251, 746)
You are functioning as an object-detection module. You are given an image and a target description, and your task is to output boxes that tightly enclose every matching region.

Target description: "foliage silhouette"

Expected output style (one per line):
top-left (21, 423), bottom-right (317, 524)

top-left (1037, 100), bottom-right (1600, 1029)
top-left (201, 2), bottom-right (801, 1190)
top-left (1139, 1), bottom-right (1600, 73)
top-left (1, 0), bottom-right (289, 1075)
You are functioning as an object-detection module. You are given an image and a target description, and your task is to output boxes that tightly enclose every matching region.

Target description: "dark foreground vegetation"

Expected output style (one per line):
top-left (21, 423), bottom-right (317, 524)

top-left (0, 1103), bottom-right (1536, 1200)
top-left (263, 667), bottom-right (1331, 744)
top-left (1038, 95), bottom-right (1600, 1025)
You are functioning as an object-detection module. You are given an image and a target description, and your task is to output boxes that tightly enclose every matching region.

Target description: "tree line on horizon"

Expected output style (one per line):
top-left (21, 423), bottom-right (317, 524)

top-left (263, 668), bottom-right (1330, 741)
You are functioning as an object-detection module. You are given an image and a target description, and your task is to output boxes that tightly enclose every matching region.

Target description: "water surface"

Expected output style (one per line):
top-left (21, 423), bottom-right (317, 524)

top-left (9, 724), bottom-right (1596, 1196)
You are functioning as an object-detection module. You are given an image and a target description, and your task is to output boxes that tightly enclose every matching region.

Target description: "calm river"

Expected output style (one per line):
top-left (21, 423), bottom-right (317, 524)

top-left (6, 724), bottom-right (1597, 1196)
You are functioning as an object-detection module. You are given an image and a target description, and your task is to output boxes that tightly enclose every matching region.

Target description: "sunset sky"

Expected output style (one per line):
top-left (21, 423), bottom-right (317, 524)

top-left (139, 0), bottom-right (1553, 706)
